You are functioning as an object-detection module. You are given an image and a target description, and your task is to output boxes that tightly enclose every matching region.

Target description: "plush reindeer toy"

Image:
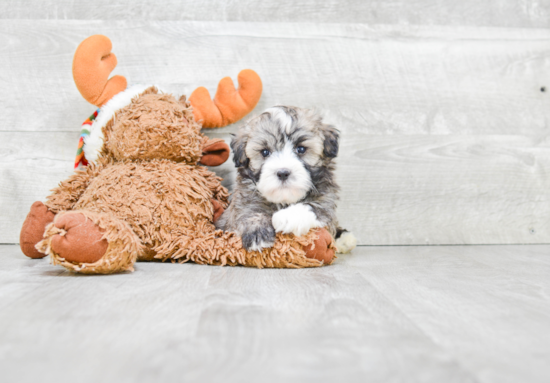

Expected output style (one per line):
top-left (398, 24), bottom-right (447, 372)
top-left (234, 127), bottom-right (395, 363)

top-left (19, 35), bottom-right (335, 274)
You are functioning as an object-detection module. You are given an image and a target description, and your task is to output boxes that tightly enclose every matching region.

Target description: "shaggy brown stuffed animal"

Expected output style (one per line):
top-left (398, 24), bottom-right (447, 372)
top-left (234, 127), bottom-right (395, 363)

top-left (19, 35), bottom-right (335, 274)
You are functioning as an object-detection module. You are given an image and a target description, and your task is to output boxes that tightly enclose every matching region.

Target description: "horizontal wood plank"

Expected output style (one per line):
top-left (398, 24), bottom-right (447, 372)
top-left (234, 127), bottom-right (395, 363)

top-left (0, 1), bottom-right (549, 29)
top-left (337, 134), bottom-right (550, 245)
top-left (2, 131), bottom-right (549, 245)
top-left (0, 21), bottom-right (549, 136)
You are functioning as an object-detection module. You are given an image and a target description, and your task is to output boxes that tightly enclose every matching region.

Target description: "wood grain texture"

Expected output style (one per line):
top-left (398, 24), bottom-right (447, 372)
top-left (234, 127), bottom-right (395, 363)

top-left (0, 0), bottom-right (549, 29)
top-left (337, 134), bottom-right (550, 245)
top-left (345, 245), bottom-right (550, 383)
top-left (1, 21), bottom-right (549, 136)
top-left (1, 21), bottom-right (550, 244)
top-left (205, 132), bottom-right (550, 245)
top-left (1, 244), bottom-right (550, 382)
top-left (0, 132), bottom-right (78, 244)
top-left (3, 131), bottom-right (550, 245)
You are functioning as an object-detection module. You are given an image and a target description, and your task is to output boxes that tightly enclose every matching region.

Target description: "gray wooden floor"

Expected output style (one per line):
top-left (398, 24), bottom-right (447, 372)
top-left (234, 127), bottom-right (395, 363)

top-left (1, 244), bottom-right (549, 383)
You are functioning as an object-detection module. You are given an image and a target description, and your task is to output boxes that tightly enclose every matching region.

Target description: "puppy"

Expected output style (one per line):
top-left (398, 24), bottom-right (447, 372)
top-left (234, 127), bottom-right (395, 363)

top-left (215, 106), bottom-right (357, 254)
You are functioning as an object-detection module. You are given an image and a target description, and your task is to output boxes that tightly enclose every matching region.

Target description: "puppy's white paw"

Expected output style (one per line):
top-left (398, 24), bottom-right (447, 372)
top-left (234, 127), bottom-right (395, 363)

top-left (272, 203), bottom-right (324, 237)
top-left (335, 231), bottom-right (357, 254)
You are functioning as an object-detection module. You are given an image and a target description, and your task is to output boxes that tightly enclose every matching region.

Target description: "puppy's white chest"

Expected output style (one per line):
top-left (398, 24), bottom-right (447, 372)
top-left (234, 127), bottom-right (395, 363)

top-left (272, 203), bottom-right (324, 237)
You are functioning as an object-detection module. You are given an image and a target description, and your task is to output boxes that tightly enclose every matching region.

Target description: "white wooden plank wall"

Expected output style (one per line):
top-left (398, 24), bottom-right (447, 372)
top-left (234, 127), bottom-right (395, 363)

top-left (1, 2), bottom-right (550, 245)
top-left (1, 1), bottom-right (549, 28)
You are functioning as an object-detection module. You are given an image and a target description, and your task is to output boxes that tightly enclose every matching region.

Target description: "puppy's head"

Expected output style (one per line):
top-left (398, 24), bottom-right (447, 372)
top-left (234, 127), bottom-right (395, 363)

top-left (232, 106), bottom-right (339, 204)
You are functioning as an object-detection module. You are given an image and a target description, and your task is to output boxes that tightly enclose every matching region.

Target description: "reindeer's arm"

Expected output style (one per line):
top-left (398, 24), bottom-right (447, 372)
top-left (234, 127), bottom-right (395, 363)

top-left (45, 161), bottom-right (105, 213)
top-left (194, 166), bottom-right (230, 209)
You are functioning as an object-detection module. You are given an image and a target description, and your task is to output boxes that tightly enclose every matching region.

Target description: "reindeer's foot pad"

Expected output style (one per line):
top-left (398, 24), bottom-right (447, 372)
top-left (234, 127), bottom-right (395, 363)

top-left (37, 211), bottom-right (142, 275)
top-left (49, 213), bottom-right (108, 264)
top-left (304, 228), bottom-right (336, 265)
top-left (20, 201), bottom-right (55, 259)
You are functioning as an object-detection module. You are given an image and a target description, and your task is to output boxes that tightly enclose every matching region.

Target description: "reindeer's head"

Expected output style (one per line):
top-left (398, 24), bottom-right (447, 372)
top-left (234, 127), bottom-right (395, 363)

top-left (73, 35), bottom-right (262, 167)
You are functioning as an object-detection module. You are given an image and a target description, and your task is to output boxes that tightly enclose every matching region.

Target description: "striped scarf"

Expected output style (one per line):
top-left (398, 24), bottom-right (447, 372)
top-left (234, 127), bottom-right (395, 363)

top-left (75, 109), bottom-right (99, 169)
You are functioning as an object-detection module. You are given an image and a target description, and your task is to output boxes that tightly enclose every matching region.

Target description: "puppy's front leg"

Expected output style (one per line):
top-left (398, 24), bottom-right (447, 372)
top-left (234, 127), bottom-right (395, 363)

top-left (240, 214), bottom-right (276, 252)
top-left (272, 203), bottom-right (324, 237)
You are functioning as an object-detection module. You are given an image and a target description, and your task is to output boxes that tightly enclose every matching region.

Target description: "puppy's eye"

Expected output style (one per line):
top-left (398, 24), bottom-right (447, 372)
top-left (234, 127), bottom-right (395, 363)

top-left (296, 146), bottom-right (306, 154)
top-left (261, 149), bottom-right (271, 158)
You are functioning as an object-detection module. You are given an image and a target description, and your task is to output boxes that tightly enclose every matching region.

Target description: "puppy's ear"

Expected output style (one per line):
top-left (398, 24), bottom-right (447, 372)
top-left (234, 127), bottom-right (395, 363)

top-left (322, 124), bottom-right (339, 159)
top-left (230, 132), bottom-right (249, 168)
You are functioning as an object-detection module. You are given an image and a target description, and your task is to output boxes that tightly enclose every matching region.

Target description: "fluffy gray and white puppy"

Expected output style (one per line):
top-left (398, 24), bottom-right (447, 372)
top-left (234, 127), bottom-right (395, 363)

top-left (215, 106), bottom-right (356, 253)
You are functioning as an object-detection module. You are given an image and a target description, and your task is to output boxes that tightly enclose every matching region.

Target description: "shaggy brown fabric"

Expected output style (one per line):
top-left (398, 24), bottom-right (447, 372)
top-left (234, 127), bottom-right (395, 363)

top-left (20, 201), bottom-right (55, 259)
top-left (46, 162), bottom-right (105, 214)
top-left (102, 89), bottom-right (204, 164)
top-left (33, 87), bottom-right (333, 274)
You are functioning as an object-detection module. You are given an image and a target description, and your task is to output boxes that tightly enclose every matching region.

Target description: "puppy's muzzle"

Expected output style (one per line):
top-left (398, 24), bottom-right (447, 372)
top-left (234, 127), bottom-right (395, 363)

top-left (276, 169), bottom-right (291, 181)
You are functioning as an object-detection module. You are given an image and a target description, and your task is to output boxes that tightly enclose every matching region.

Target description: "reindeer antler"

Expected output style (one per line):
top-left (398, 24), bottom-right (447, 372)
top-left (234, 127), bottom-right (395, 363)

top-left (189, 69), bottom-right (262, 128)
top-left (72, 35), bottom-right (127, 107)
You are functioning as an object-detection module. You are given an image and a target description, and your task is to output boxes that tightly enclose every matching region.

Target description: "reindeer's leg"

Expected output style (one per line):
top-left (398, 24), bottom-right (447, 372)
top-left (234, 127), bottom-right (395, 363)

top-left (20, 202), bottom-right (56, 259)
top-left (37, 210), bottom-right (143, 274)
top-left (20, 163), bottom-right (106, 259)
top-left (185, 166), bottom-right (229, 225)
top-left (156, 223), bottom-right (335, 268)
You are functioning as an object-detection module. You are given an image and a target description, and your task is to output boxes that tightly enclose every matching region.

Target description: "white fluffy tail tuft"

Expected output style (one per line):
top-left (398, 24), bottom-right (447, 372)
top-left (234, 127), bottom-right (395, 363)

top-left (335, 231), bottom-right (357, 254)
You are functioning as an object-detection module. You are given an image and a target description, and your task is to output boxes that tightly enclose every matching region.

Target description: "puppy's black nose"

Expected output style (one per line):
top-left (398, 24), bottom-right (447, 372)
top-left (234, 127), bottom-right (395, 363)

top-left (277, 169), bottom-right (291, 181)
